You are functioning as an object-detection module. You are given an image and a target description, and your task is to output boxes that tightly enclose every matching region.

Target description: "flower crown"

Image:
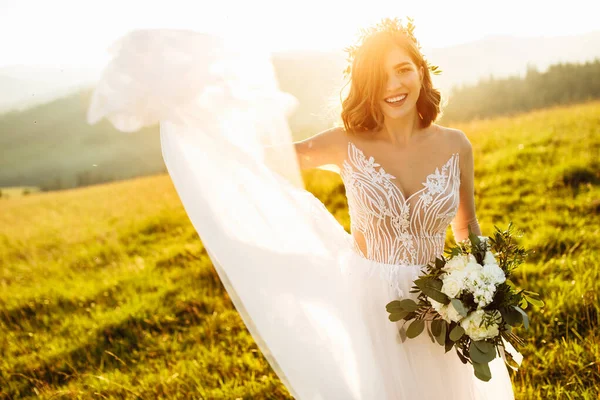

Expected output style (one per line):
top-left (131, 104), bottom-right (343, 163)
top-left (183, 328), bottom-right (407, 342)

top-left (342, 17), bottom-right (442, 80)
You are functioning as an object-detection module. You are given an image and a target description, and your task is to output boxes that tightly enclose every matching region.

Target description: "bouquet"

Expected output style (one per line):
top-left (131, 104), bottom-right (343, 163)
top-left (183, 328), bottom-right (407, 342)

top-left (385, 222), bottom-right (544, 381)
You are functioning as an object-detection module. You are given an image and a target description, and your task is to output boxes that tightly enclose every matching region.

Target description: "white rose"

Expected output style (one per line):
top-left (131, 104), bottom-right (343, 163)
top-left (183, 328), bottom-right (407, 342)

top-left (460, 310), bottom-right (501, 341)
top-left (441, 271), bottom-right (465, 298)
top-left (438, 306), bottom-right (450, 322)
top-left (427, 297), bottom-right (444, 312)
top-left (428, 297), bottom-right (449, 320)
top-left (427, 297), bottom-right (463, 323)
top-left (443, 255), bottom-right (468, 272)
top-left (483, 250), bottom-right (497, 266)
top-left (446, 301), bottom-right (464, 323)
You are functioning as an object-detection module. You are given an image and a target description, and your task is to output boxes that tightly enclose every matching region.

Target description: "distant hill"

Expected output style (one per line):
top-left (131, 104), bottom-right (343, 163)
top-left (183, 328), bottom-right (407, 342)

top-left (2, 31), bottom-right (600, 191)
top-left (426, 30), bottom-right (600, 93)
top-left (0, 65), bottom-right (101, 113)
top-left (0, 89), bottom-right (164, 190)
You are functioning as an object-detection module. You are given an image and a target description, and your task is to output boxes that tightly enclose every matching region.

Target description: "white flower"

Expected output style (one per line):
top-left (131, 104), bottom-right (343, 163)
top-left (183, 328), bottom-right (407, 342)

top-left (462, 261), bottom-right (483, 290)
top-left (478, 236), bottom-right (490, 244)
top-left (427, 297), bottom-right (464, 323)
top-left (481, 263), bottom-right (506, 285)
top-left (446, 301), bottom-right (464, 323)
top-left (460, 310), bottom-right (501, 341)
top-left (443, 255), bottom-right (468, 272)
top-left (427, 297), bottom-right (449, 321)
top-left (483, 250), bottom-right (497, 265)
top-left (441, 271), bottom-right (466, 298)
top-left (473, 286), bottom-right (495, 308)
top-left (428, 297), bottom-right (444, 312)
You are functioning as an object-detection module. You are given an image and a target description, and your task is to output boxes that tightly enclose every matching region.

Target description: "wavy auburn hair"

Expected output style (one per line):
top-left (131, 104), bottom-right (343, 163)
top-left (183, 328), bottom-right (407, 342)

top-left (341, 18), bottom-right (442, 133)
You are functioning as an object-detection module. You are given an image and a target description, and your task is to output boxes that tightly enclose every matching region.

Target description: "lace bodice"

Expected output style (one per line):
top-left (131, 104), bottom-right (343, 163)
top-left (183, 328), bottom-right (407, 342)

top-left (340, 141), bottom-right (461, 266)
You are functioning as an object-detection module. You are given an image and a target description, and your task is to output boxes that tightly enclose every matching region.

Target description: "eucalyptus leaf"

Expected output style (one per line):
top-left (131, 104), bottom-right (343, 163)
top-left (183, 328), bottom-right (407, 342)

top-left (473, 361), bottom-right (492, 382)
top-left (430, 279), bottom-right (443, 291)
top-left (426, 325), bottom-right (436, 343)
top-left (416, 277), bottom-right (448, 304)
top-left (444, 336), bottom-right (454, 353)
top-left (450, 298), bottom-right (468, 317)
top-left (388, 311), bottom-right (410, 322)
top-left (406, 319), bottom-right (425, 338)
top-left (422, 287), bottom-right (450, 304)
top-left (386, 300), bottom-right (406, 312)
top-left (415, 277), bottom-right (443, 291)
top-left (436, 321), bottom-right (447, 346)
top-left (473, 340), bottom-right (495, 354)
top-left (469, 341), bottom-right (497, 363)
top-left (502, 307), bottom-right (523, 326)
top-left (431, 319), bottom-right (443, 337)
top-left (398, 299), bottom-right (419, 312)
top-left (449, 324), bottom-right (465, 341)
top-left (513, 306), bottom-right (530, 330)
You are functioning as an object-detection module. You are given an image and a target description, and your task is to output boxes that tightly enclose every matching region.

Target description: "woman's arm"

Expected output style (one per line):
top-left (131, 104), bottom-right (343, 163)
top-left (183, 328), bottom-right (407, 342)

top-left (451, 131), bottom-right (482, 242)
top-left (294, 127), bottom-right (346, 171)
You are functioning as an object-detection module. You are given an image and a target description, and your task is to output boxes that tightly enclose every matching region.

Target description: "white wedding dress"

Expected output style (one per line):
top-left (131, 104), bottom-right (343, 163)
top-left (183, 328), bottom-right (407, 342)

top-left (87, 28), bottom-right (518, 399)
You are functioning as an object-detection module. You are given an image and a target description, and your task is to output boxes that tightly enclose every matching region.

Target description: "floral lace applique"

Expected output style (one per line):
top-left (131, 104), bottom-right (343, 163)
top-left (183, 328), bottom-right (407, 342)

top-left (341, 141), bottom-right (461, 267)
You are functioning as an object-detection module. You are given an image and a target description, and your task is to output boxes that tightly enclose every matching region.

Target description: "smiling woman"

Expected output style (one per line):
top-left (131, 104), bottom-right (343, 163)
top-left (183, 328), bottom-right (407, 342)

top-left (341, 18), bottom-right (442, 133)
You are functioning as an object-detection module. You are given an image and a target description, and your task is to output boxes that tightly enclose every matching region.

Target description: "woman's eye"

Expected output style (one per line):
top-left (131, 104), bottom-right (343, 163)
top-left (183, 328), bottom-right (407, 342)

top-left (396, 68), bottom-right (410, 74)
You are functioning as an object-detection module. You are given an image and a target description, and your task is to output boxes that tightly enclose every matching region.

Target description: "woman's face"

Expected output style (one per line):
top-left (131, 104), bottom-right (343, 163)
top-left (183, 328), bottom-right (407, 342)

top-left (379, 45), bottom-right (424, 121)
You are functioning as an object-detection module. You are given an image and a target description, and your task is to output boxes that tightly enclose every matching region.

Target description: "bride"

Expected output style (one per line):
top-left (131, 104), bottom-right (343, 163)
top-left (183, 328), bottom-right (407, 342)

top-left (88, 18), bottom-right (517, 399)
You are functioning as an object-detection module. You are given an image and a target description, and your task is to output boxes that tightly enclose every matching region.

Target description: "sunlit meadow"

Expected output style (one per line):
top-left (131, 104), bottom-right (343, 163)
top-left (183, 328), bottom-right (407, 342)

top-left (1, 100), bottom-right (599, 399)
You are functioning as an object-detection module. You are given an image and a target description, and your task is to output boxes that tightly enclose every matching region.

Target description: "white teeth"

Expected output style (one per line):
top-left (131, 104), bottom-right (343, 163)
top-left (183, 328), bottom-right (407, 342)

top-left (385, 94), bottom-right (407, 103)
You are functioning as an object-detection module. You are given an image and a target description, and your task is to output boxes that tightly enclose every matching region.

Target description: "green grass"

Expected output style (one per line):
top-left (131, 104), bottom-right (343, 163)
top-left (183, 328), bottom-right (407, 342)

top-left (1, 100), bottom-right (599, 399)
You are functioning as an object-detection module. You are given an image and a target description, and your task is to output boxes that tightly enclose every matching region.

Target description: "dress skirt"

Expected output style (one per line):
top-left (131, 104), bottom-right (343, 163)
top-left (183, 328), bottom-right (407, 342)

top-left (338, 247), bottom-right (516, 399)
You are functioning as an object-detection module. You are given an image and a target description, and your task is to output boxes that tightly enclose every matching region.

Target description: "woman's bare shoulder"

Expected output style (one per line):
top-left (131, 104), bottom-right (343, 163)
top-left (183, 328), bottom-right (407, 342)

top-left (432, 124), bottom-right (472, 154)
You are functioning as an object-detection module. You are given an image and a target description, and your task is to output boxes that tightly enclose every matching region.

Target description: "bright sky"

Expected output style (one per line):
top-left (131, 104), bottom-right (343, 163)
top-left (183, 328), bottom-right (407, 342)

top-left (0, 0), bottom-right (598, 68)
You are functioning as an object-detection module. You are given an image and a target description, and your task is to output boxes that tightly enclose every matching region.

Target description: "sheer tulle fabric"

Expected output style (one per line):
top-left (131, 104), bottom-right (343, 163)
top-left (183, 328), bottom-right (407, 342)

top-left (87, 29), bottom-right (516, 399)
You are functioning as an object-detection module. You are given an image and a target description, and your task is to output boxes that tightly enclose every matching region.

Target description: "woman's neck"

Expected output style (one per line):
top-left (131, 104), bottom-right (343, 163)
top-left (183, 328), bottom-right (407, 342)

top-left (377, 108), bottom-right (424, 148)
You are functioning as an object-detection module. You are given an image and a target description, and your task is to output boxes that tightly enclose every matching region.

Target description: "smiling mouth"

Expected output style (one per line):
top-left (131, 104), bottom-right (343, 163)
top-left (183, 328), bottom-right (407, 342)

top-left (384, 93), bottom-right (408, 104)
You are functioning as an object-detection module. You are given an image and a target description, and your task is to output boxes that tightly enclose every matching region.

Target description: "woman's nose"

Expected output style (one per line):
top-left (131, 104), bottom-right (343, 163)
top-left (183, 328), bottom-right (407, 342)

top-left (386, 75), bottom-right (404, 92)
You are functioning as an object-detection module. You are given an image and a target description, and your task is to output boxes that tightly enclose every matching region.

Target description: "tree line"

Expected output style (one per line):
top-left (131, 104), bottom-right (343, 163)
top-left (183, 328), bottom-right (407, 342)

top-left (440, 58), bottom-right (600, 122)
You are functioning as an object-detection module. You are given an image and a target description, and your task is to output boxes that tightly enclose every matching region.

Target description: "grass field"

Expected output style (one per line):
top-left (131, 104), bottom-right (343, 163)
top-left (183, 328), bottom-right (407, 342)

top-left (1, 100), bottom-right (599, 399)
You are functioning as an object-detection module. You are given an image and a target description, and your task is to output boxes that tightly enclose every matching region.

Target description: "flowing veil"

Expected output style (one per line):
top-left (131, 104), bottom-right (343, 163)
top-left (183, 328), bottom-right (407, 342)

top-left (87, 28), bottom-right (391, 399)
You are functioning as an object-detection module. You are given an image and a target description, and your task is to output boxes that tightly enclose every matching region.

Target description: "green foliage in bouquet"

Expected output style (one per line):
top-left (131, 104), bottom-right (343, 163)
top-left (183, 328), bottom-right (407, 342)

top-left (385, 222), bottom-right (544, 381)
